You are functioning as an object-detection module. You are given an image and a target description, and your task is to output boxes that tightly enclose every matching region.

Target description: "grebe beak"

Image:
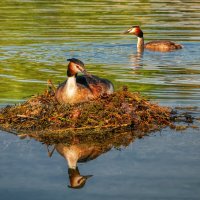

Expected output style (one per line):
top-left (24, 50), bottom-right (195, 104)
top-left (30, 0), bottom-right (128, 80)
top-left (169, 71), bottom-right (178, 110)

top-left (123, 28), bottom-right (132, 34)
top-left (76, 64), bottom-right (92, 77)
top-left (84, 70), bottom-right (93, 78)
top-left (84, 175), bottom-right (93, 179)
top-left (76, 64), bottom-right (86, 73)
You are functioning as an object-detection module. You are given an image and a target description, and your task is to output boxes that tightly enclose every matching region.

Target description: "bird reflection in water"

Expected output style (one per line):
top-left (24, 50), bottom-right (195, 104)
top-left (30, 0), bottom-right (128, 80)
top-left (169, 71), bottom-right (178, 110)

top-left (44, 131), bottom-right (137, 189)
top-left (129, 49), bottom-right (144, 69)
top-left (46, 142), bottom-right (112, 189)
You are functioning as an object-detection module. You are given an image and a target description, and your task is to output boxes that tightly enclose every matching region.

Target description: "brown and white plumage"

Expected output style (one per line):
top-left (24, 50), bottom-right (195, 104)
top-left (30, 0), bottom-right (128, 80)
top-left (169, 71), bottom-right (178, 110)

top-left (55, 58), bottom-right (114, 104)
top-left (145, 40), bottom-right (183, 51)
top-left (124, 25), bottom-right (183, 52)
top-left (47, 143), bottom-right (111, 189)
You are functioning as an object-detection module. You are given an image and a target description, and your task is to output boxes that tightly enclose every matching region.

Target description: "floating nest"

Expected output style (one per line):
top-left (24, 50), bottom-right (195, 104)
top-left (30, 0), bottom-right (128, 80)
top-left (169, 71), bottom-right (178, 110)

top-left (0, 85), bottom-right (194, 144)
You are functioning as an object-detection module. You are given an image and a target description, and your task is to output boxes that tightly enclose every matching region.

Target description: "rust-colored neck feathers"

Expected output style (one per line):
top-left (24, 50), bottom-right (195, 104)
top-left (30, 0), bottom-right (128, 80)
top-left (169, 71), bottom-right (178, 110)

top-left (134, 26), bottom-right (143, 38)
top-left (67, 62), bottom-right (78, 77)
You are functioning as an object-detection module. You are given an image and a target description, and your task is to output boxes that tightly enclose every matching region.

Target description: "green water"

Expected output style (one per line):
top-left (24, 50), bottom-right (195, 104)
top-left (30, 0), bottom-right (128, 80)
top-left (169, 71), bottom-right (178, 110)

top-left (0, 0), bottom-right (200, 105)
top-left (0, 1), bottom-right (200, 199)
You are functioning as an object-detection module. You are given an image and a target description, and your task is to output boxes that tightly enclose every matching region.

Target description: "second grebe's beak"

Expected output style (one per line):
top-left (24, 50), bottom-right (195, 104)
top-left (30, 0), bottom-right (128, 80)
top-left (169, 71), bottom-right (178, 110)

top-left (123, 26), bottom-right (137, 34)
top-left (123, 28), bottom-right (132, 34)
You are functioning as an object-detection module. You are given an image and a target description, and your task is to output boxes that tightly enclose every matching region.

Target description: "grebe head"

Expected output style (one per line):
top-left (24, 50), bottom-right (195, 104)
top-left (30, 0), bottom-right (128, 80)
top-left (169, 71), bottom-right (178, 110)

top-left (68, 167), bottom-right (93, 189)
top-left (67, 58), bottom-right (86, 77)
top-left (124, 25), bottom-right (143, 38)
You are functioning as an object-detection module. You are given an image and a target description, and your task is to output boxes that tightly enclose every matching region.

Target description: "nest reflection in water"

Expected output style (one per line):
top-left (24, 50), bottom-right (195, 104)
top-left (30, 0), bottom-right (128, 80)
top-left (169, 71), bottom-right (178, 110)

top-left (0, 85), bottom-right (197, 189)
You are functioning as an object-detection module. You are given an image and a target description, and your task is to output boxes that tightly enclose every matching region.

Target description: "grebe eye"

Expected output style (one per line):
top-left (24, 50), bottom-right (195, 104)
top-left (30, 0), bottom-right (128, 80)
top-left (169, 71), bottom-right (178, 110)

top-left (76, 65), bottom-right (81, 69)
top-left (77, 177), bottom-right (84, 184)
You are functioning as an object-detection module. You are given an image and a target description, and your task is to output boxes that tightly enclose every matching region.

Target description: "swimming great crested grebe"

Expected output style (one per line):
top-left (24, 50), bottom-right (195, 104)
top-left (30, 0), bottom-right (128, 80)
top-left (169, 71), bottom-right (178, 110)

top-left (124, 25), bottom-right (183, 52)
top-left (55, 58), bottom-right (114, 104)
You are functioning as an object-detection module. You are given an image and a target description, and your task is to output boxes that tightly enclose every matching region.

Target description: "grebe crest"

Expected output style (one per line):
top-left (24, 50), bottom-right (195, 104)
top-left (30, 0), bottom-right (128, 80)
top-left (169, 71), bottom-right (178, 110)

top-left (55, 58), bottom-right (114, 104)
top-left (124, 25), bottom-right (183, 52)
top-left (124, 25), bottom-right (143, 38)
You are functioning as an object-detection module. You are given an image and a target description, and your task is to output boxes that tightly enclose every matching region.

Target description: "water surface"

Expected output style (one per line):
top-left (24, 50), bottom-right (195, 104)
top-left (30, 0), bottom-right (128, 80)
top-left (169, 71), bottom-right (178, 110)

top-left (0, 0), bottom-right (200, 199)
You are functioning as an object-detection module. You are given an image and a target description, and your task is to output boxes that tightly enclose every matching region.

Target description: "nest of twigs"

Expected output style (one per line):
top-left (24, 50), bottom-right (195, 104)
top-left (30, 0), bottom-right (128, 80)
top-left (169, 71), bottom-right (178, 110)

top-left (0, 85), bottom-right (175, 143)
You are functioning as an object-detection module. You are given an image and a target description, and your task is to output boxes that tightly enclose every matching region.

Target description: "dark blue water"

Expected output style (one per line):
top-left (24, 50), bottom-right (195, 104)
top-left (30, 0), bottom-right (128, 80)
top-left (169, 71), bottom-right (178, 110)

top-left (0, 127), bottom-right (200, 200)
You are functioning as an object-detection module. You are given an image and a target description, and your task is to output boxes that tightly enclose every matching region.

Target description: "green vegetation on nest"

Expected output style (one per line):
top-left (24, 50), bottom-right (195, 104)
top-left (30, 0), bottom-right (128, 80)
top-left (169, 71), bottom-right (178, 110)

top-left (0, 86), bottom-right (173, 144)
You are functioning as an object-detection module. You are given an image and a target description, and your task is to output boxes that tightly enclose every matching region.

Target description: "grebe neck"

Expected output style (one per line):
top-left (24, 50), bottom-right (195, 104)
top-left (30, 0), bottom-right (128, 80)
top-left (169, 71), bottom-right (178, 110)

top-left (65, 76), bottom-right (77, 98)
top-left (137, 36), bottom-right (144, 51)
top-left (67, 157), bottom-right (77, 169)
top-left (65, 150), bottom-right (78, 169)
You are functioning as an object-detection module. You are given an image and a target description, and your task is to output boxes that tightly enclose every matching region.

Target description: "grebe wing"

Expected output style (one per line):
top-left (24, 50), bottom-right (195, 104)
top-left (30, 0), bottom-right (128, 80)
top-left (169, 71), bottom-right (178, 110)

top-left (76, 75), bottom-right (104, 86)
top-left (76, 75), bottom-right (102, 95)
top-left (76, 75), bottom-right (90, 87)
top-left (145, 40), bottom-right (183, 50)
top-left (78, 146), bottom-right (112, 163)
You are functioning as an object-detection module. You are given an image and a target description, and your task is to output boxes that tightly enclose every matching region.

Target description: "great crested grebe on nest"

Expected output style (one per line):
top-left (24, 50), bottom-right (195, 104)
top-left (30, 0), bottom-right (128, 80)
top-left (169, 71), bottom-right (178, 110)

top-left (55, 58), bottom-right (114, 104)
top-left (124, 25), bottom-right (183, 52)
